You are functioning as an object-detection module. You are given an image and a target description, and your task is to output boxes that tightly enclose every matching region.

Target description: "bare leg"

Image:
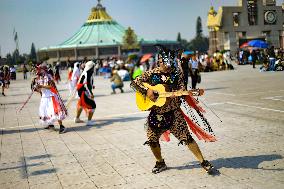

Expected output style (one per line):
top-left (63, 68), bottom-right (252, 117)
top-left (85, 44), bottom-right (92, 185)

top-left (150, 143), bottom-right (167, 173)
top-left (188, 140), bottom-right (214, 173)
top-left (88, 111), bottom-right (94, 121)
top-left (187, 140), bottom-right (205, 163)
top-left (150, 144), bottom-right (163, 162)
top-left (58, 120), bottom-right (62, 125)
top-left (76, 107), bottom-right (83, 119)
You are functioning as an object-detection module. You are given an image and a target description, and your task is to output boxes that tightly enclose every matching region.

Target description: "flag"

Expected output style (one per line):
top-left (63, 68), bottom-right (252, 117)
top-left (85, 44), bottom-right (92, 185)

top-left (14, 32), bottom-right (18, 42)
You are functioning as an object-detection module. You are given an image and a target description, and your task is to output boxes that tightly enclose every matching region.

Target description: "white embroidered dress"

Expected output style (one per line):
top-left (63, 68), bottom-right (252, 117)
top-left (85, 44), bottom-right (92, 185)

top-left (38, 75), bottom-right (67, 126)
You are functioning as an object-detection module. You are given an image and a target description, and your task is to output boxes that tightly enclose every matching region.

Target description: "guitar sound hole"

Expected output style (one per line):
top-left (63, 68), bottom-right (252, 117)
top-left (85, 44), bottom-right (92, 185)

top-left (153, 92), bottom-right (159, 99)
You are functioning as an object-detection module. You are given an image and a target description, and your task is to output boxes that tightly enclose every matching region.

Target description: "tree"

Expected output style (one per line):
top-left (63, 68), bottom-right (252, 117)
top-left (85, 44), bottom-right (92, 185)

top-left (177, 32), bottom-right (182, 42)
top-left (196, 16), bottom-right (203, 37)
top-left (122, 27), bottom-right (139, 50)
top-left (186, 16), bottom-right (209, 52)
top-left (188, 36), bottom-right (209, 52)
top-left (12, 49), bottom-right (20, 65)
top-left (6, 53), bottom-right (13, 65)
top-left (175, 17), bottom-right (209, 52)
top-left (177, 32), bottom-right (189, 50)
top-left (30, 43), bottom-right (37, 61)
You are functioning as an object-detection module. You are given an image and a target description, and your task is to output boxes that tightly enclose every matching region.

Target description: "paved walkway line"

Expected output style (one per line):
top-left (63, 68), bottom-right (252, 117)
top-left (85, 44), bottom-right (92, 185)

top-left (207, 102), bottom-right (226, 106)
top-left (207, 89), bottom-right (284, 97)
top-left (239, 90), bottom-right (284, 96)
top-left (262, 96), bottom-right (284, 102)
top-left (226, 101), bottom-right (284, 113)
top-left (207, 92), bottom-right (236, 96)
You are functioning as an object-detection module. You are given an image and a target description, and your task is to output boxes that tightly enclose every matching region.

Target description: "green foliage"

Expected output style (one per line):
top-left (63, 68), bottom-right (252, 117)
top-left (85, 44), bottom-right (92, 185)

top-left (196, 16), bottom-right (203, 37)
top-left (30, 43), bottom-right (37, 61)
top-left (176, 32), bottom-right (188, 49)
top-left (122, 27), bottom-right (139, 50)
top-left (177, 32), bottom-right (182, 42)
top-left (188, 36), bottom-right (209, 52)
top-left (12, 49), bottom-right (20, 64)
top-left (176, 17), bottom-right (209, 52)
top-left (6, 53), bottom-right (13, 65)
top-left (5, 50), bottom-right (28, 65)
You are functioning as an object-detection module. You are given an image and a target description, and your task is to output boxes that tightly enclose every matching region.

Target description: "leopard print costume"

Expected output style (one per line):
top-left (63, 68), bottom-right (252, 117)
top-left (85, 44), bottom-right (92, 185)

top-left (131, 67), bottom-right (194, 146)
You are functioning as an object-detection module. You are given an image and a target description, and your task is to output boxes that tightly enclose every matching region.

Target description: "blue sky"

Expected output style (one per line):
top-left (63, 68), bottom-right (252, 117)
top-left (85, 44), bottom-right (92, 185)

top-left (0, 0), bottom-right (282, 56)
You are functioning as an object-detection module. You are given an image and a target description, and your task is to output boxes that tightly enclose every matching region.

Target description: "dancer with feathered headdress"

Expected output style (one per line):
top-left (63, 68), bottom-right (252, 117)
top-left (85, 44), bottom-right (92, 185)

top-left (131, 45), bottom-right (216, 174)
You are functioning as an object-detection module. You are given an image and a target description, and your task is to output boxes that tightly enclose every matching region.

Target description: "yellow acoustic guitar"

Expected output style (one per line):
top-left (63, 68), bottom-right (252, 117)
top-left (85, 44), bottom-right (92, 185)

top-left (136, 83), bottom-right (204, 111)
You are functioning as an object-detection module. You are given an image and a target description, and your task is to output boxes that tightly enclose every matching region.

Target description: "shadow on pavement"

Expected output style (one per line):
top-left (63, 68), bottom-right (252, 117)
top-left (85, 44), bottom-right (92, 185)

top-left (0, 162), bottom-right (44, 172)
top-left (2, 127), bottom-right (40, 135)
top-left (0, 101), bottom-right (38, 106)
top-left (61, 92), bottom-right (131, 103)
top-left (169, 154), bottom-right (283, 176)
top-left (70, 116), bottom-right (145, 131)
top-left (95, 116), bottom-right (145, 128)
top-left (3, 92), bottom-right (31, 97)
top-left (0, 154), bottom-right (54, 179)
top-left (29, 168), bottom-right (57, 176)
top-left (205, 87), bottom-right (228, 91)
top-left (1, 116), bottom-right (144, 134)
top-left (27, 154), bottom-right (50, 160)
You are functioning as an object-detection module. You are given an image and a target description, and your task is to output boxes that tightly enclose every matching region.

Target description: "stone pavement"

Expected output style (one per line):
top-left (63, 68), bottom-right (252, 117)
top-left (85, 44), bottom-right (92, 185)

top-left (0, 65), bottom-right (283, 189)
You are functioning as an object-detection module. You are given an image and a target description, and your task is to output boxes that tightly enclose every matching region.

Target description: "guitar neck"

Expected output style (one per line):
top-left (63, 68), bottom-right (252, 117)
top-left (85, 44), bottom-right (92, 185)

top-left (159, 90), bottom-right (198, 98)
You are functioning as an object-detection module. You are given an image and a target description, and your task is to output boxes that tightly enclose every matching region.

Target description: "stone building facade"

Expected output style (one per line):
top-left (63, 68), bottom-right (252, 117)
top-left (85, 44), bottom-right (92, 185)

top-left (207, 0), bottom-right (284, 55)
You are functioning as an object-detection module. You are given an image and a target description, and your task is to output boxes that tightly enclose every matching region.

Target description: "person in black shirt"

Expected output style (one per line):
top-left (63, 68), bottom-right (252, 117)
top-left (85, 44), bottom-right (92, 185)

top-left (268, 46), bottom-right (276, 71)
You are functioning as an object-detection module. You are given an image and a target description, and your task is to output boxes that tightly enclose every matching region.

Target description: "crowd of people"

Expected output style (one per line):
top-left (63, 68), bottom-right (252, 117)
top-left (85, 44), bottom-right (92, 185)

top-left (0, 49), bottom-right (232, 98)
top-left (237, 46), bottom-right (284, 71)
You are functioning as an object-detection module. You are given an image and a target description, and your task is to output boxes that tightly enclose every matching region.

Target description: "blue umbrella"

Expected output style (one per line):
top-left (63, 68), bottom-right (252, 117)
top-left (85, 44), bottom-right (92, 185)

top-left (183, 51), bottom-right (194, 55)
top-left (248, 40), bottom-right (268, 48)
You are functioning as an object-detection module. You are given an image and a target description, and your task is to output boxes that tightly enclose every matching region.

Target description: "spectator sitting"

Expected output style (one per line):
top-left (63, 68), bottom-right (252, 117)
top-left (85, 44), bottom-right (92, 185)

top-left (110, 70), bottom-right (124, 94)
top-left (260, 62), bottom-right (269, 72)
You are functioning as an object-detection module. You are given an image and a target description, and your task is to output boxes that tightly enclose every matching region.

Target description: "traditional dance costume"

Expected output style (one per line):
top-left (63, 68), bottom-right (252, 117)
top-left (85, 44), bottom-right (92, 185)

top-left (35, 65), bottom-right (67, 133)
top-left (77, 61), bottom-right (96, 115)
top-left (131, 45), bottom-right (216, 174)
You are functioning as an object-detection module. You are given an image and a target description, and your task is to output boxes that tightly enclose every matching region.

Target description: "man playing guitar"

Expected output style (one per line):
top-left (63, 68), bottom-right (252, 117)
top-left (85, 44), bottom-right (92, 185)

top-left (131, 45), bottom-right (215, 174)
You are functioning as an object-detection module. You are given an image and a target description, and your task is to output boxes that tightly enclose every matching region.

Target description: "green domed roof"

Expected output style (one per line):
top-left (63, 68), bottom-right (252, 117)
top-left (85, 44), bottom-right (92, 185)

top-left (40, 1), bottom-right (178, 51)
top-left (59, 2), bottom-right (126, 47)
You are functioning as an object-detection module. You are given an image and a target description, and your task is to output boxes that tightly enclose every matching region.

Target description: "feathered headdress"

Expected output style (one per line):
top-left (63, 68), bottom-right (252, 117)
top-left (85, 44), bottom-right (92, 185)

top-left (155, 44), bottom-right (177, 68)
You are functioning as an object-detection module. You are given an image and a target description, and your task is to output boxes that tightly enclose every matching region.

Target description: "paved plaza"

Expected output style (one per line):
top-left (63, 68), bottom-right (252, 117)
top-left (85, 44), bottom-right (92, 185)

top-left (0, 64), bottom-right (283, 189)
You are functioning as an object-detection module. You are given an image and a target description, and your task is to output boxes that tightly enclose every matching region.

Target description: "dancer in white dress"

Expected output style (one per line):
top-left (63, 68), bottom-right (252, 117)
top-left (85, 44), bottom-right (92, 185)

top-left (34, 63), bottom-right (68, 134)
